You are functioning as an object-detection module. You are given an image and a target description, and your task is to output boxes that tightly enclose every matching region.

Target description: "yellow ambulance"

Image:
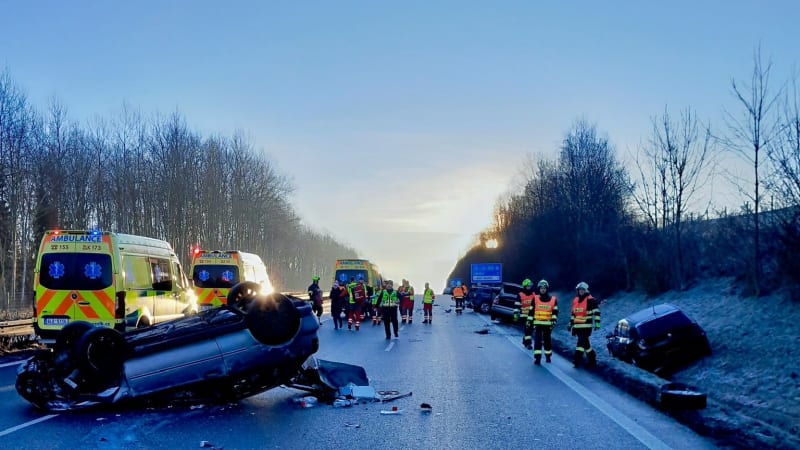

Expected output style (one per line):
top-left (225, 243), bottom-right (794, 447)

top-left (190, 250), bottom-right (273, 309)
top-left (33, 230), bottom-right (197, 342)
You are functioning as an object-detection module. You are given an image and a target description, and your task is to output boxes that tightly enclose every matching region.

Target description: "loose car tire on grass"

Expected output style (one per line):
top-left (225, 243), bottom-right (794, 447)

top-left (660, 382), bottom-right (707, 410)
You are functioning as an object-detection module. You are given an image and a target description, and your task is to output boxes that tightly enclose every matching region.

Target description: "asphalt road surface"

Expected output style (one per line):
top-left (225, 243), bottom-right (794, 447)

top-left (0, 298), bottom-right (718, 449)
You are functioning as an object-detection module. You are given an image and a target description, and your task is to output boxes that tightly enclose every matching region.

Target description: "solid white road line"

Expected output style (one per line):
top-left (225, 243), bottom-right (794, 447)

top-left (0, 415), bottom-right (59, 438)
top-left (0, 361), bottom-right (25, 368)
top-left (384, 341), bottom-right (395, 352)
top-left (480, 315), bottom-right (672, 450)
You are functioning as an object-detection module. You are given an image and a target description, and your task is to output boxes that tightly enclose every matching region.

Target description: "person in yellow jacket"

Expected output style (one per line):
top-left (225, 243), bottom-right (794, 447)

top-left (379, 280), bottom-right (400, 339)
top-left (422, 282), bottom-right (436, 324)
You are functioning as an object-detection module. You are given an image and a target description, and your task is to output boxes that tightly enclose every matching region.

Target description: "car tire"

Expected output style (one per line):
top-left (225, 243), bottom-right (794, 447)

top-left (478, 302), bottom-right (491, 314)
top-left (76, 327), bottom-right (127, 381)
top-left (245, 292), bottom-right (301, 346)
top-left (660, 382), bottom-right (707, 410)
top-left (54, 321), bottom-right (95, 353)
top-left (228, 281), bottom-right (263, 310)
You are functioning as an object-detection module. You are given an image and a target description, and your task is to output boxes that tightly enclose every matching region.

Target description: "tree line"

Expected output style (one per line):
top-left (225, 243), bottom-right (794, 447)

top-left (0, 70), bottom-right (356, 314)
top-left (450, 51), bottom-right (800, 297)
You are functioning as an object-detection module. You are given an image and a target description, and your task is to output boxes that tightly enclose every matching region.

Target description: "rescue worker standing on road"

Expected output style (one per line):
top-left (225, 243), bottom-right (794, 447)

top-left (380, 280), bottom-right (400, 339)
top-left (422, 282), bottom-right (435, 324)
top-left (452, 283), bottom-right (466, 314)
top-left (568, 281), bottom-right (600, 368)
top-left (519, 279), bottom-right (536, 349)
top-left (371, 283), bottom-right (383, 325)
top-left (329, 281), bottom-right (347, 330)
top-left (529, 279), bottom-right (558, 364)
top-left (307, 276), bottom-right (323, 325)
top-left (400, 279), bottom-right (416, 324)
top-left (348, 276), bottom-right (368, 331)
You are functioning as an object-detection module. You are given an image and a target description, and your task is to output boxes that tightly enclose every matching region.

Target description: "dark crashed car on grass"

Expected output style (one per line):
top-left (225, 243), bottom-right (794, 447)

top-left (16, 282), bottom-right (321, 411)
top-left (606, 303), bottom-right (711, 374)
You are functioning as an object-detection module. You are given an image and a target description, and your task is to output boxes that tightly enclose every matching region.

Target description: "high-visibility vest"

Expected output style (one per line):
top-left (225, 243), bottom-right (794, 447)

top-left (532, 295), bottom-right (558, 326)
top-left (423, 288), bottom-right (435, 304)
top-left (453, 286), bottom-right (465, 298)
top-left (571, 295), bottom-right (597, 329)
top-left (381, 289), bottom-right (399, 307)
top-left (407, 286), bottom-right (415, 299)
top-left (519, 291), bottom-right (535, 318)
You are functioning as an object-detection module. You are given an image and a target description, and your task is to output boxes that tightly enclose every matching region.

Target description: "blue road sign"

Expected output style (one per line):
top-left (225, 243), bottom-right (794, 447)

top-left (470, 263), bottom-right (502, 284)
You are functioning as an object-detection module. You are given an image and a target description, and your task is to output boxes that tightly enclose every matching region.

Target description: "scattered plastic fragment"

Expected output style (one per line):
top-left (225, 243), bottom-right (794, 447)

top-left (200, 441), bottom-right (214, 448)
top-left (420, 403), bottom-right (432, 413)
top-left (380, 406), bottom-right (403, 415)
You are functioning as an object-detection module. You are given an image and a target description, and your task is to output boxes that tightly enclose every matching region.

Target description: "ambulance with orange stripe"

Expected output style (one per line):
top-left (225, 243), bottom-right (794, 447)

top-left (190, 249), bottom-right (273, 310)
top-left (33, 230), bottom-right (197, 342)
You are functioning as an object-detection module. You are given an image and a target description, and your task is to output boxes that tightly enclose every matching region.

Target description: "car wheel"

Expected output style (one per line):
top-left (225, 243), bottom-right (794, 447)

top-left (479, 302), bottom-right (491, 314)
top-left (245, 292), bottom-right (302, 346)
top-left (228, 281), bottom-right (263, 310)
top-left (76, 327), bottom-right (127, 381)
top-left (660, 382), bottom-right (707, 410)
top-left (54, 321), bottom-right (94, 353)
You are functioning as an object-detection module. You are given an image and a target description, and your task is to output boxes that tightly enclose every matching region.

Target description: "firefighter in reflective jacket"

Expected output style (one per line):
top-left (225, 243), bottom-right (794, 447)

top-left (371, 284), bottom-right (383, 325)
top-left (452, 284), bottom-right (466, 314)
top-left (519, 279), bottom-right (536, 348)
top-left (422, 282), bottom-right (435, 324)
top-left (528, 279), bottom-right (558, 364)
top-left (568, 281), bottom-right (600, 368)
top-left (380, 280), bottom-right (400, 339)
top-left (348, 277), bottom-right (368, 331)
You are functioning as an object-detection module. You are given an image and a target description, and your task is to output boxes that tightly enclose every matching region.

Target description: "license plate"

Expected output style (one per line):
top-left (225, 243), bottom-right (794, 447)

top-left (43, 317), bottom-right (70, 326)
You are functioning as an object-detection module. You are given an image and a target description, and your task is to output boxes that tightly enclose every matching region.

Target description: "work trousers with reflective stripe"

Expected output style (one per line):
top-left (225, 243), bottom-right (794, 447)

top-left (573, 328), bottom-right (595, 360)
top-left (348, 302), bottom-right (363, 329)
top-left (423, 303), bottom-right (433, 321)
top-left (533, 326), bottom-right (553, 358)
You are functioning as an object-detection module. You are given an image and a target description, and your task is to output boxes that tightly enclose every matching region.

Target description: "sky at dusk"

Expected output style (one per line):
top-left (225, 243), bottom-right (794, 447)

top-left (2, 1), bottom-right (799, 290)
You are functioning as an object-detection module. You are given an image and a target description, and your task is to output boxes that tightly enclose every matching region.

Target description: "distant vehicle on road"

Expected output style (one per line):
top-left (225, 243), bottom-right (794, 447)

top-left (333, 259), bottom-right (382, 289)
top-left (606, 303), bottom-right (711, 374)
top-left (443, 278), bottom-right (464, 295)
top-left (490, 282), bottom-right (523, 322)
top-left (467, 285), bottom-right (501, 314)
top-left (17, 282), bottom-right (320, 411)
top-left (190, 249), bottom-right (272, 310)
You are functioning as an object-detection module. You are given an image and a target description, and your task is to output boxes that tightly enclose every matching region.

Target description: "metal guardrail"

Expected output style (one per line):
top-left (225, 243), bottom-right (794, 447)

top-left (0, 318), bottom-right (34, 337)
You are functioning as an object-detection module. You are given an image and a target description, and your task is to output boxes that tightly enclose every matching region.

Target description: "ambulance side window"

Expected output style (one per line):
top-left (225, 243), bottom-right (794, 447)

top-left (150, 258), bottom-right (173, 291)
top-left (124, 255), bottom-right (153, 290)
top-left (172, 261), bottom-right (188, 290)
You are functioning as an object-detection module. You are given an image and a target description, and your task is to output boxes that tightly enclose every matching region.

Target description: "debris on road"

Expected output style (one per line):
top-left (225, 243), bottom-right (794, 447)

top-left (474, 328), bottom-right (489, 334)
top-left (420, 403), bottom-right (432, 413)
top-left (379, 391), bottom-right (412, 403)
top-left (200, 441), bottom-right (214, 448)
top-left (380, 406), bottom-right (403, 415)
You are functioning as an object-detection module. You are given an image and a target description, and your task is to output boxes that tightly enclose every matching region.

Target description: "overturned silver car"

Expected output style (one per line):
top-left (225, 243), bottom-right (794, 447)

top-left (16, 282), bottom-right (320, 410)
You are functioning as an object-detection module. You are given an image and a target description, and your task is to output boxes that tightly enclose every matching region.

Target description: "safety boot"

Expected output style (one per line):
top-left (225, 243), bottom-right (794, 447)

top-left (545, 355), bottom-right (552, 363)
top-left (573, 351), bottom-right (582, 368)
top-left (534, 357), bottom-right (541, 365)
top-left (586, 350), bottom-right (597, 368)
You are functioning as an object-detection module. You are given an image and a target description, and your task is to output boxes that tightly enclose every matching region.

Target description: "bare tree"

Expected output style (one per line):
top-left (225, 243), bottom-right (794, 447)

top-left (722, 48), bottom-right (782, 295)
top-left (634, 107), bottom-right (713, 288)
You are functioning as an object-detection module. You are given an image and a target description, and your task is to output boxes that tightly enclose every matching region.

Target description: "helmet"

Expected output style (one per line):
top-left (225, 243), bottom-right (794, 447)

top-left (537, 279), bottom-right (549, 289)
top-left (522, 279), bottom-right (532, 287)
top-left (312, 276), bottom-right (320, 282)
top-left (575, 281), bottom-right (589, 291)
